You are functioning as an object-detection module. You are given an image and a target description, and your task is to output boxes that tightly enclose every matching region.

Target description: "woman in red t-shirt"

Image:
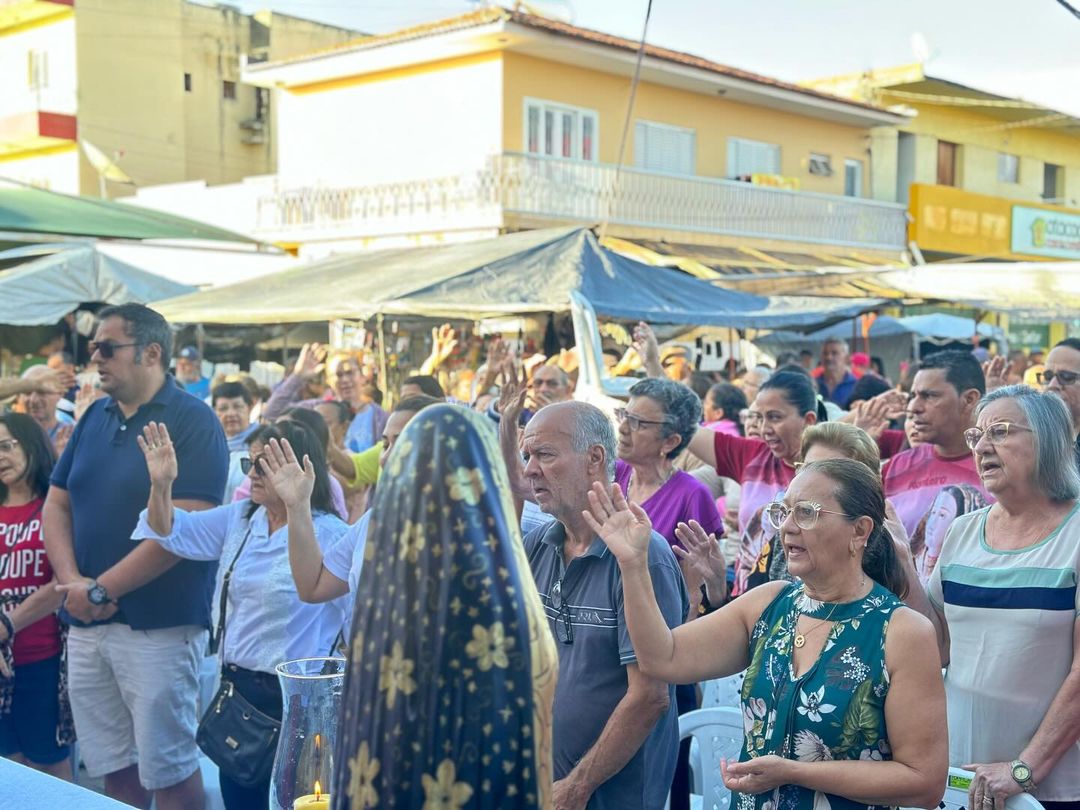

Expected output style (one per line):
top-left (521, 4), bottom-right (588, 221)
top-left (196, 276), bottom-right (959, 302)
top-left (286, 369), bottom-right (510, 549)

top-left (0, 413), bottom-right (69, 777)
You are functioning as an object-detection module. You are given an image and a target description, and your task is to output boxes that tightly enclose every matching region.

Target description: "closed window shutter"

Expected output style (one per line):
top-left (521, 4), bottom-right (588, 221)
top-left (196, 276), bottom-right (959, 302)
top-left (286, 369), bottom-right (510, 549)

top-left (634, 121), bottom-right (695, 175)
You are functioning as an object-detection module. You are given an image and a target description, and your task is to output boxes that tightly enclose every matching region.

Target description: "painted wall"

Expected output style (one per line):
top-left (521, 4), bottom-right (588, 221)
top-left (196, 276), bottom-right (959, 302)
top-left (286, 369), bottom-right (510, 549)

top-left (0, 143), bottom-right (79, 193)
top-left (898, 102), bottom-right (1080, 205)
top-left (501, 51), bottom-right (881, 198)
top-left (179, 1), bottom-right (272, 188)
top-left (274, 52), bottom-right (504, 187)
top-left (0, 13), bottom-right (77, 120)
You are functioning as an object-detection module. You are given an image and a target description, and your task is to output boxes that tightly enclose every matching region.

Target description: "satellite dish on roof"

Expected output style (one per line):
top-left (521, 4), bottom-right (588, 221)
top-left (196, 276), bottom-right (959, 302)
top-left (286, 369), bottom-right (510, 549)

top-left (911, 32), bottom-right (933, 64)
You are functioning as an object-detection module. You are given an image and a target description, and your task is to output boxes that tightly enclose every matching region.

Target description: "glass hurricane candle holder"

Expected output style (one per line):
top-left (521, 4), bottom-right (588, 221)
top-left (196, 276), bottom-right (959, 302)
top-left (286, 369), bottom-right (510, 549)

top-left (269, 657), bottom-right (347, 810)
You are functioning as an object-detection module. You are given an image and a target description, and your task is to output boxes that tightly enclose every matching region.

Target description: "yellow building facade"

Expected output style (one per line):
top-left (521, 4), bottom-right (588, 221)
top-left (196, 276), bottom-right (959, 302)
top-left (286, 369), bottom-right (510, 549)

top-left (0, 0), bottom-right (356, 197)
top-left (240, 7), bottom-right (909, 264)
top-left (807, 64), bottom-right (1080, 259)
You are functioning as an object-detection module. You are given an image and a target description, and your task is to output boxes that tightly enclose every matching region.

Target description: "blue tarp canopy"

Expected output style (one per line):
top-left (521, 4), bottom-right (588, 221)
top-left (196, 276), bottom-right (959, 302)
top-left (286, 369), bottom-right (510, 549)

top-left (155, 227), bottom-right (882, 329)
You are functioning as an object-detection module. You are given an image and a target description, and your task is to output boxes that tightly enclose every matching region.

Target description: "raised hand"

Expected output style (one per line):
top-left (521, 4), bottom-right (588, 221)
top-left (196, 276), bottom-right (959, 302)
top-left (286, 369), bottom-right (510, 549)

top-left (982, 355), bottom-right (1009, 392)
top-left (261, 438), bottom-right (314, 511)
top-left (74, 381), bottom-right (99, 421)
top-left (31, 366), bottom-right (74, 395)
top-left (137, 422), bottom-right (178, 487)
top-left (582, 482), bottom-right (653, 568)
top-left (293, 343), bottom-right (327, 380)
top-left (673, 520), bottom-right (727, 602)
top-left (498, 358), bottom-right (528, 422)
top-left (53, 423), bottom-right (74, 456)
top-left (631, 321), bottom-right (662, 376)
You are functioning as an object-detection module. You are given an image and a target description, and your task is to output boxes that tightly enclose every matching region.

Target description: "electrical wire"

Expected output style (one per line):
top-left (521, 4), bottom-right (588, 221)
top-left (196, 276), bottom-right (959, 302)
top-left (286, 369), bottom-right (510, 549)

top-left (1054, 0), bottom-right (1080, 20)
top-left (598, 0), bottom-right (654, 241)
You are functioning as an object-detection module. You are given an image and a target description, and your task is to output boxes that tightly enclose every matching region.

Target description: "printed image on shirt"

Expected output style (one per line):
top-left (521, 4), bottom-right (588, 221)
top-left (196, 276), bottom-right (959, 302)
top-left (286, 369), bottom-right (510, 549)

top-left (909, 484), bottom-right (987, 584)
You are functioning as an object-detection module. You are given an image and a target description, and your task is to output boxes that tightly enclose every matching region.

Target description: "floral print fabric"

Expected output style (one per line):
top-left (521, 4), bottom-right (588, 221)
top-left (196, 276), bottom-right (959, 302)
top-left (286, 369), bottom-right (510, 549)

top-left (737, 581), bottom-right (902, 810)
top-left (332, 405), bottom-right (558, 809)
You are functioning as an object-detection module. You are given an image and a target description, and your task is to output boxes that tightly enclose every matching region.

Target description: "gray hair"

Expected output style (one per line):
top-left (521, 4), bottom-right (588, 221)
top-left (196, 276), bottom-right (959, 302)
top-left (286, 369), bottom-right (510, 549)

top-left (629, 377), bottom-right (702, 459)
top-left (565, 401), bottom-right (617, 481)
top-left (977, 384), bottom-right (1080, 501)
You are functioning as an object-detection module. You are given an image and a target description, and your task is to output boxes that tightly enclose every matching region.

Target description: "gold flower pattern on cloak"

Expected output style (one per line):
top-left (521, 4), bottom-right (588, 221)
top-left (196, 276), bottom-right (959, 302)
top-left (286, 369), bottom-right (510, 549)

top-left (464, 621), bottom-right (514, 671)
top-left (378, 641), bottom-right (417, 709)
top-left (347, 741), bottom-right (380, 809)
top-left (335, 406), bottom-right (556, 810)
top-left (421, 760), bottom-right (473, 810)
top-left (446, 466), bottom-right (486, 506)
top-left (398, 520), bottom-right (426, 564)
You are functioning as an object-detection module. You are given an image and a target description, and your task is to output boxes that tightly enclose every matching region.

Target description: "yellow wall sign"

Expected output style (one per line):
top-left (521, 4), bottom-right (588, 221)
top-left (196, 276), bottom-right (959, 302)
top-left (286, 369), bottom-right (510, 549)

top-left (750, 173), bottom-right (800, 191)
top-left (909, 184), bottom-right (1080, 260)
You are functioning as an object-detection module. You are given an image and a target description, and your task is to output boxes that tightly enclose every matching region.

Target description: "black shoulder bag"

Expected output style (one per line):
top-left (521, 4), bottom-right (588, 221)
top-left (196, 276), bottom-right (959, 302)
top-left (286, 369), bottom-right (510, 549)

top-left (195, 525), bottom-right (282, 788)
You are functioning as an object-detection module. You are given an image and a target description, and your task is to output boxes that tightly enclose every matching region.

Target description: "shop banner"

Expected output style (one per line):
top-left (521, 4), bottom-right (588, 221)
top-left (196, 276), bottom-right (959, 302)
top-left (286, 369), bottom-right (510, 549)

top-left (1011, 205), bottom-right (1080, 260)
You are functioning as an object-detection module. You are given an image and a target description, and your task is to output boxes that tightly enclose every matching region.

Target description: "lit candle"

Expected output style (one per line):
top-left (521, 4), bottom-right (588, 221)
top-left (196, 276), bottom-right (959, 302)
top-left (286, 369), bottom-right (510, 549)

top-left (293, 780), bottom-right (330, 810)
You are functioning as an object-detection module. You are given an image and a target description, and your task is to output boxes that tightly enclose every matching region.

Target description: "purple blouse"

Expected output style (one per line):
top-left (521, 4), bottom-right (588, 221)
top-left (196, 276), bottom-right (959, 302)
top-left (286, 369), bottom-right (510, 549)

top-left (615, 459), bottom-right (724, 549)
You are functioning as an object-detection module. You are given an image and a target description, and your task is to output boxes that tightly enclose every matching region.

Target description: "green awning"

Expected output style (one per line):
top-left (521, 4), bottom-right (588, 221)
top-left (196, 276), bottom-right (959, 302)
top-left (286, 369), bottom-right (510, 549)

top-left (0, 186), bottom-right (258, 244)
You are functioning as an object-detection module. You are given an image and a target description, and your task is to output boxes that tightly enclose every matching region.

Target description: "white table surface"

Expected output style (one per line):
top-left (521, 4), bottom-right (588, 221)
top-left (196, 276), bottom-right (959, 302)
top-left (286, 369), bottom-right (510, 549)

top-left (0, 757), bottom-right (130, 807)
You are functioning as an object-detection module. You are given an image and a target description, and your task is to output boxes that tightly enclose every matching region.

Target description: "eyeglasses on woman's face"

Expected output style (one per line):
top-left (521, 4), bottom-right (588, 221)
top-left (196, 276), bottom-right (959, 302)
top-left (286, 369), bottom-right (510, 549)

top-left (614, 408), bottom-right (669, 432)
top-left (963, 421), bottom-right (1032, 451)
top-left (240, 454), bottom-right (268, 477)
top-left (764, 500), bottom-right (853, 531)
top-left (0, 438), bottom-right (20, 456)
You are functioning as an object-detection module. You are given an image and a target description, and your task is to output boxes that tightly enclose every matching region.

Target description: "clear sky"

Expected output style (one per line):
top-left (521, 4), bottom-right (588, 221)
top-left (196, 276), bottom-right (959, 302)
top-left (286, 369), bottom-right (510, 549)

top-left (222, 0), bottom-right (1080, 115)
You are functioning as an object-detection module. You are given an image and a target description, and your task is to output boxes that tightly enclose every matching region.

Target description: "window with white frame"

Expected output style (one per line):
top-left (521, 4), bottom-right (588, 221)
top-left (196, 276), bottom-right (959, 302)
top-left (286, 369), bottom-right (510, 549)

top-left (844, 159), bottom-right (864, 197)
top-left (727, 137), bottom-right (781, 178)
top-left (524, 98), bottom-right (598, 161)
top-left (633, 120), bottom-right (696, 175)
top-left (998, 152), bottom-right (1019, 184)
top-left (27, 50), bottom-right (48, 90)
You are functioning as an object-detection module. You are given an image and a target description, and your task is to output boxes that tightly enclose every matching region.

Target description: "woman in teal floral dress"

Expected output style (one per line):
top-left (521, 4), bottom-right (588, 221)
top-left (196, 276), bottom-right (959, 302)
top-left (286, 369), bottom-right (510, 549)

top-left (584, 458), bottom-right (948, 810)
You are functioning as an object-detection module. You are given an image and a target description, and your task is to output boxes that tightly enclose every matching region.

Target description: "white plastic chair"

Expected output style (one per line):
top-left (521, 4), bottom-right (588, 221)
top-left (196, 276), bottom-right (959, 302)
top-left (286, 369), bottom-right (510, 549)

top-left (904, 766), bottom-right (1045, 810)
top-left (670, 706), bottom-right (744, 810)
top-left (700, 671), bottom-right (745, 709)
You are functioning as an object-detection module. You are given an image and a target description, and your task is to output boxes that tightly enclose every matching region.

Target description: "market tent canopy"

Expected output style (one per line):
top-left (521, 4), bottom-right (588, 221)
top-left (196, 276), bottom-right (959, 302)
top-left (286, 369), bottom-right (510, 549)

top-left (0, 241), bottom-right (296, 291)
top-left (0, 185), bottom-right (259, 245)
top-left (0, 246), bottom-right (195, 325)
top-left (155, 227), bottom-right (883, 329)
top-left (897, 313), bottom-right (1002, 343)
top-left (877, 263), bottom-right (1080, 319)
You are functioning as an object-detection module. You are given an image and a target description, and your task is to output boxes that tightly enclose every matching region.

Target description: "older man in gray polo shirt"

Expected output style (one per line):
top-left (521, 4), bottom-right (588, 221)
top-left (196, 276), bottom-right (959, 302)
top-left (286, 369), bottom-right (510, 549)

top-left (520, 401), bottom-right (687, 810)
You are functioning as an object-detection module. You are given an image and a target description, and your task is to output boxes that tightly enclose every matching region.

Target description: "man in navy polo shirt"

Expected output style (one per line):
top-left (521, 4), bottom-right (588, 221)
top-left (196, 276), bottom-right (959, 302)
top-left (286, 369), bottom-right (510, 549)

top-left (44, 304), bottom-right (227, 810)
top-left (518, 401), bottom-right (687, 810)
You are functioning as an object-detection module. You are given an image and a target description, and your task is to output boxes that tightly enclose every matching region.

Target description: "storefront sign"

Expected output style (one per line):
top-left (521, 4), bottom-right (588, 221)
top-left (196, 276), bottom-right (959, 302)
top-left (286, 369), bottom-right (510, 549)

top-left (1011, 206), bottom-right (1080, 260)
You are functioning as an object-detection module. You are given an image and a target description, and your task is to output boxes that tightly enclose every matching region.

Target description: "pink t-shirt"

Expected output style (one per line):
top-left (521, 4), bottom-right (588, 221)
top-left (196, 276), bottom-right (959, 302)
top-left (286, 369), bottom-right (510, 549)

top-left (882, 443), bottom-right (992, 571)
top-left (712, 431), bottom-right (797, 595)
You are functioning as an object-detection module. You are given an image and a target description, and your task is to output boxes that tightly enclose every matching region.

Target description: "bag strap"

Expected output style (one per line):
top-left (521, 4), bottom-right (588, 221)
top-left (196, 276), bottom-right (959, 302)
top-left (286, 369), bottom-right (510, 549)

top-left (208, 522), bottom-right (254, 659)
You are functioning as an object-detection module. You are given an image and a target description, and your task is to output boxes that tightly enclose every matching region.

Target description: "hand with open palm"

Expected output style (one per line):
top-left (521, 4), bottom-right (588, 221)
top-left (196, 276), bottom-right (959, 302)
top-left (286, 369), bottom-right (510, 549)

top-left (260, 438), bottom-right (314, 511)
top-left (582, 482), bottom-right (653, 569)
top-left (137, 422), bottom-right (178, 488)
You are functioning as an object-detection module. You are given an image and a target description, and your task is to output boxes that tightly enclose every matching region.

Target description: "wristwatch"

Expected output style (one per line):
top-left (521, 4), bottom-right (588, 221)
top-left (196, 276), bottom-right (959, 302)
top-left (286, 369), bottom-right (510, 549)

top-left (1010, 759), bottom-right (1037, 793)
top-left (87, 581), bottom-right (112, 607)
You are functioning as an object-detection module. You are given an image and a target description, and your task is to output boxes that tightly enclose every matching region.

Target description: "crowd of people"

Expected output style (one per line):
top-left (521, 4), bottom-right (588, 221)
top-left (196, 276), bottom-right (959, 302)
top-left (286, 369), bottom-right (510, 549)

top-left (0, 302), bottom-right (1077, 810)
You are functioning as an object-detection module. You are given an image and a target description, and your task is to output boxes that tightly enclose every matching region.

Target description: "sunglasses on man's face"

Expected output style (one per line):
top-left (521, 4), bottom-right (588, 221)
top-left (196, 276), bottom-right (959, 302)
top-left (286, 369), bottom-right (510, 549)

top-left (1038, 369), bottom-right (1080, 387)
top-left (90, 341), bottom-right (140, 359)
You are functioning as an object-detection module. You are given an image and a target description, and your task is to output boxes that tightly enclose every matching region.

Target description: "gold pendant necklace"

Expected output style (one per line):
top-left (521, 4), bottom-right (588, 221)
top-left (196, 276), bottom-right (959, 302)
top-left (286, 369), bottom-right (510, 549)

top-left (793, 602), bottom-right (840, 649)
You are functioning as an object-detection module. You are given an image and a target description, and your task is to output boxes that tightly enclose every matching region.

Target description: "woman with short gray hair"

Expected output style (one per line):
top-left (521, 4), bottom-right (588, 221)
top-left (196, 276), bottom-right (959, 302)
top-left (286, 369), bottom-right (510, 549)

top-left (903, 385), bottom-right (1080, 807)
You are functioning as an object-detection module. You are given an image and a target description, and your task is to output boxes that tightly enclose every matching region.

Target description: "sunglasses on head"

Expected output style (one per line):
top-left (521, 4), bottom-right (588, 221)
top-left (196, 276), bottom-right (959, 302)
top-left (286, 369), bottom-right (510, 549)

top-left (91, 340), bottom-right (140, 359)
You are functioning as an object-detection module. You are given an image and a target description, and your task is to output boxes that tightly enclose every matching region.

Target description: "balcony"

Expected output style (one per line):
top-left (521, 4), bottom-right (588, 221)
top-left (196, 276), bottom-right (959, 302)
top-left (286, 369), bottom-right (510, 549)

top-left (255, 152), bottom-right (909, 250)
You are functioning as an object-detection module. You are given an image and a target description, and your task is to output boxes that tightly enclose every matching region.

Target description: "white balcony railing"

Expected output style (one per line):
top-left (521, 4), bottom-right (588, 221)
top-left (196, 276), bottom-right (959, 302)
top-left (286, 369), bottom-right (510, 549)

top-left (256, 152), bottom-right (909, 250)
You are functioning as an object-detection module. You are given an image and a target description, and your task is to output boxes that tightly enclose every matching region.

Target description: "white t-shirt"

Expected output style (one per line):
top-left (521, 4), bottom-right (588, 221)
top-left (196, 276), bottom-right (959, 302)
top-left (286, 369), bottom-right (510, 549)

top-left (323, 509), bottom-right (371, 632)
top-left (929, 503), bottom-right (1080, 801)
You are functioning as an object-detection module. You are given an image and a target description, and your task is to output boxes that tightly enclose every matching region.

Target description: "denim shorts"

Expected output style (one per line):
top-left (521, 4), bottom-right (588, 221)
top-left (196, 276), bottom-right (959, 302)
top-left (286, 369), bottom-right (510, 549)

top-left (0, 653), bottom-right (71, 765)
